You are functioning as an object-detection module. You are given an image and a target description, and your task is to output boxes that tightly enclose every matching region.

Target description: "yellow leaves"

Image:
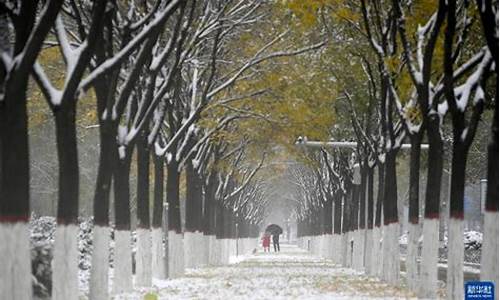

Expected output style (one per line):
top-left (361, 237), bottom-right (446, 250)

top-left (284, 0), bottom-right (326, 27)
top-left (404, 104), bottom-right (422, 125)
top-left (333, 6), bottom-right (359, 23)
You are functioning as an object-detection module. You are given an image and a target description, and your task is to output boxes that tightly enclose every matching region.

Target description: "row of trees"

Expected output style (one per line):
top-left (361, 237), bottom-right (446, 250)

top-left (289, 0), bottom-right (497, 299)
top-left (0, 1), bottom-right (323, 299)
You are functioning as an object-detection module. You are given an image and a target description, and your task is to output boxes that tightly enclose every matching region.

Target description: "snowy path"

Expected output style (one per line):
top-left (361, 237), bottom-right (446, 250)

top-left (116, 244), bottom-right (418, 299)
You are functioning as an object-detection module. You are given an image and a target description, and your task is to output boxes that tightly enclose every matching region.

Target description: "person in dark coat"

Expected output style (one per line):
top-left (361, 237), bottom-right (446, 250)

top-left (272, 234), bottom-right (280, 252)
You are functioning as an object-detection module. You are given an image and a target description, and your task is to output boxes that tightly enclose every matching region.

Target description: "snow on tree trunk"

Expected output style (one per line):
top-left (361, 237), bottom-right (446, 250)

top-left (135, 228), bottom-right (152, 287)
top-left (52, 224), bottom-right (79, 300)
top-left (89, 225), bottom-right (110, 300)
top-left (0, 222), bottom-right (32, 300)
top-left (481, 211), bottom-right (498, 300)
top-left (406, 223), bottom-right (420, 292)
top-left (152, 227), bottom-right (166, 279)
top-left (418, 218), bottom-right (439, 298)
top-left (113, 230), bottom-right (133, 294)
top-left (381, 223), bottom-right (399, 285)
top-left (168, 231), bottom-right (185, 278)
top-left (446, 218), bottom-right (464, 300)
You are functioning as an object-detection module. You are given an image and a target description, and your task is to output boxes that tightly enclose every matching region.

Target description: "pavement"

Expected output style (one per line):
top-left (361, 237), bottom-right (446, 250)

top-left (115, 243), bottom-right (418, 299)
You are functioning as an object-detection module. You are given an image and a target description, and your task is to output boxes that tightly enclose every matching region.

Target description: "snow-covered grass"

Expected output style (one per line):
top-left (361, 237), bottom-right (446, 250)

top-left (114, 244), bottom-right (417, 299)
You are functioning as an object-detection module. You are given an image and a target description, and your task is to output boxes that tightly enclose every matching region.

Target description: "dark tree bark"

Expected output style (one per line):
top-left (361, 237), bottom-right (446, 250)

top-left (408, 133), bottom-right (423, 224)
top-left (383, 150), bottom-right (398, 224)
top-left (424, 117), bottom-right (444, 219)
top-left (476, 0), bottom-right (498, 216)
top-left (0, 0), bottom-right (63, 222)
top-left (342, 185), bottom-right (351, 234)
top-left (54, 105), bottom-right (79, 224)
top-left (374, 163), bottom-right (384, 227)
top-left (486, 93), bottom-right (498, 212)
top-left (136, 128), bottom-right (151, 229)
top-left (323, 194), bottom-right (333, 234)
top-left (351, 184), bottom-right (359, 231)
top-left (153, 155), bottom-right (164, 229)
top-left (215, 200), bottom-right (225, 238)
top-left (359, 163), bottom-right (367, 229)
top-left (203, 170), bottom-right (217, 235)
top-left (114, 149), bottom-right (133, 231)
top-left (366, 166), bottom-right (374, 229)
top-left (333, 191), bottom-right (342, 234)
top-left (166, 159), bottom-right (181, 233)
top-left (185, 160), bottom-right (203, 232)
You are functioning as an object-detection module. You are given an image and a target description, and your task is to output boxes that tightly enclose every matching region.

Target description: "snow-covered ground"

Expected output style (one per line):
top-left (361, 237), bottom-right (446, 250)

top-left (114, 244), bottom-right (417, 300)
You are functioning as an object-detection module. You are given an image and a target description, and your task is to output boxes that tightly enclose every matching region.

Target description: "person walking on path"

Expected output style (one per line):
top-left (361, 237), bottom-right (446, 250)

top-left (261, 233), bottom-right (271, 252)
top-left (272, 234), bottom-right (280, 252)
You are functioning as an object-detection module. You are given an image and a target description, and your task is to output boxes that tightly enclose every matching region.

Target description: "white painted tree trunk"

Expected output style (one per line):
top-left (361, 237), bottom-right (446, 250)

top-left (199, 233), bottom-right (209, 266)
top-left (406, 223), bottom-right (420, 292)
top-left (184, 232), bottom-right (196, 268)
top-left (89, 225), bottom-right (110, 300)
top-left (372, 226), bottom-right (383, 277)
top-left (364, 229), bottom-right (372, 274)
top-left (113, 230), bottom-right (133, 294)
top-left (341, 233), bottom-right (348, 267)
top-left (326, 234), bottom-right (334, 260)
top-left (481, 211), bottom-right (499, 300)
top-left (168, 231), bottom-right (184, 278)
top-left (354, 229), bottom-right (365, 271)
top-left (207, 235), bottom-right (217, 265)
top-left (151, 227), bottom-right (166, 279)
top-left (52, 224), bottom-right (79, 300)
top-left (382, 223), bottom-right (399, 285)
top-left (446, 218), bottom-right (464, 300)
top-left (135, 228), bottom-right (152, 287)
top-left (334, 234), bottom-right (342, 264)
top-left (0, 222), bottom-right (32, 300)
top-left (419, 218), bottom-right (439, 298)
top-left (222, 239), bottom-right (230, 263)
top-left (352, 230), bottom-right (359, 269)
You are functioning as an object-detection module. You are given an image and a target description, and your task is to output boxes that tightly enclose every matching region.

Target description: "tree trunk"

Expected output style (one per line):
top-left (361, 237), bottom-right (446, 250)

top-left (481, 87), bottom-right (498, 296)
top-left (382, 149), bottom-right (399, 284)
top-left (166, 160), bottom-right (181, 232)
top-left (419, 116), bottom-right (444, 298)
top-left (135, 129), bottom-right (152, 287)
top-left (152, 154), bottom-right (166, 279)
top-left (52, 104), bottom-right (80, 300)
top-left (185, 161), bottom-right (203, 232)
top-left (407, 132), bottom-right (422, 292)
top-left (0, 65), bottom-right (32, 300)
top-left (367, 167), bottom-right (374, 229)
top-left (166, 159), bottom-right (184, 277)
top-left (324, 195), bottom-right (333, 234)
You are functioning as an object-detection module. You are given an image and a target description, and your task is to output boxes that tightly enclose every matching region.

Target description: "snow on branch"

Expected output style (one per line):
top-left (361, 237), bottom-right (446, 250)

top-left (32, 62), bottom-right (62, 107)
top-left (78, 0), bottom-right (181, 92)
top-left (453, 49), bottom-right (492, 112)
top-left (207, 36), bottom-right (326, 98)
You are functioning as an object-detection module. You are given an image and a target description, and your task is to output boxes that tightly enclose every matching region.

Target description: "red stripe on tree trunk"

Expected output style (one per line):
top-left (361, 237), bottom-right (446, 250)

top-left (0, 215), bottom-right (29, 223)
